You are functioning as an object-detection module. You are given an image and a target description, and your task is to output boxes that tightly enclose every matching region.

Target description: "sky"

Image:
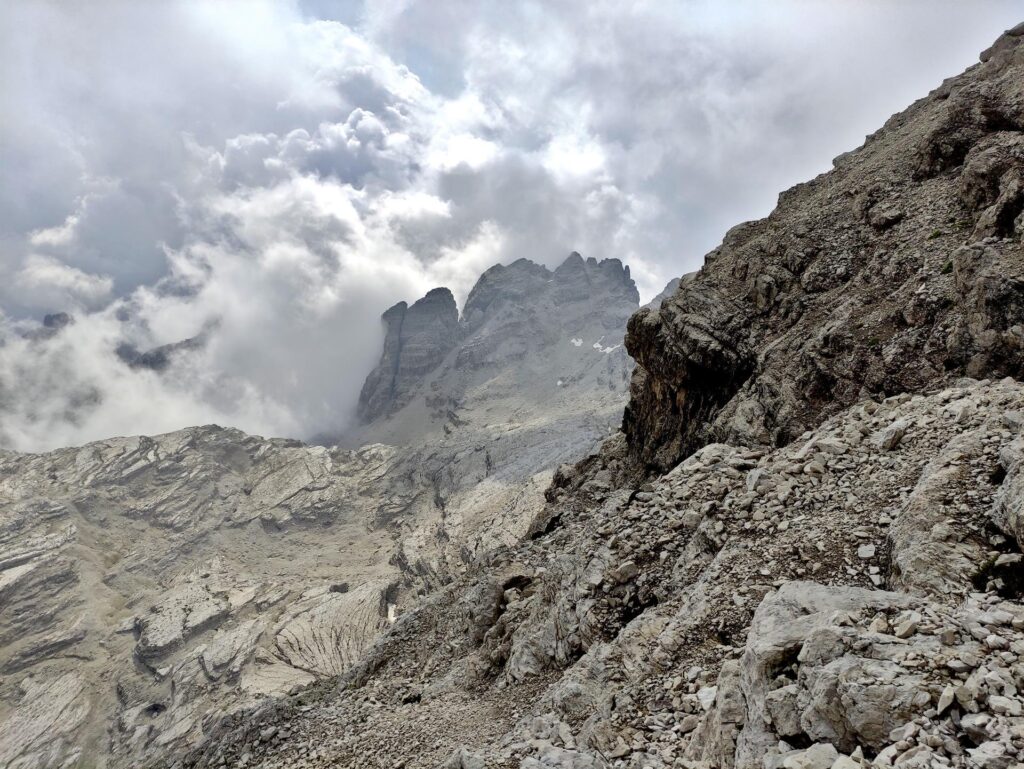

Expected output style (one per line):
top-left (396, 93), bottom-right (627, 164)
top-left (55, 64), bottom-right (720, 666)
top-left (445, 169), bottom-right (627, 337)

top-left (0, 1), bottom-right (1021, 451)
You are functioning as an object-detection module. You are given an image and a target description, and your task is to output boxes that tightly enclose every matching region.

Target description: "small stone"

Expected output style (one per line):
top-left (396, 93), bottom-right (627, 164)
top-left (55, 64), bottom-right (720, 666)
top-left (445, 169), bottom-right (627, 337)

top-left (985, 634), bottom-right (1009, 650)
top-left (678, 715), bottom-right (700, 734)
top-left (873, 419), bottom-right (910, 451)
top-left (868, 615), bottom-right (889, 634)
top-left (696, 686), bottom-right (717, 712)
top-left (967, 741), bottom-right (1010, 769)
top-left (782, 743), bottom-right (839, 769)
top-left (610, 561), bottom-right (639, 584)
top-left (989, 695), bottom-right (1022, 716)
top-left (955, 682), bottom-right (978, 707)
top-left (894, 618), bottom-right (918, 638)
top-left (936, 684), bottom-right (955, 714)
top-left (857, 544), bottom-right (876, 559)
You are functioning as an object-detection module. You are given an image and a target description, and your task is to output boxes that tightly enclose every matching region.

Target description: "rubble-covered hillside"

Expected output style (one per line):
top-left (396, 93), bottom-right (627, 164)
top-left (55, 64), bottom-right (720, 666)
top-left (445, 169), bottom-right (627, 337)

top-left (0, 254), bottom-right (640, 768)
top-left (171, 24), bottom-right (1024, 769)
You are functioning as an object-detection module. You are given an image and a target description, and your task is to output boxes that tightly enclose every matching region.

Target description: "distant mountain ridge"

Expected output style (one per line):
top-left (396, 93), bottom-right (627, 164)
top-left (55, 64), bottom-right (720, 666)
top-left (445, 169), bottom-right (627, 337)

top-left (0, 251), bottom-right (643, 768)
top-left (357, 252), bottom-right (639, 425)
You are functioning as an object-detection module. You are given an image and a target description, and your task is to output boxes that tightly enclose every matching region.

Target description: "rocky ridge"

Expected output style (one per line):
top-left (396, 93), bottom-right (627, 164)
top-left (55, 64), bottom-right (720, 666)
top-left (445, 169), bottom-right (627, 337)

top-left (625, 23), bottom-right (1024, 473)
top-left (357, 253), bottom-right (639, 431)
top-left (168, 25), bottom-right (1024, 769)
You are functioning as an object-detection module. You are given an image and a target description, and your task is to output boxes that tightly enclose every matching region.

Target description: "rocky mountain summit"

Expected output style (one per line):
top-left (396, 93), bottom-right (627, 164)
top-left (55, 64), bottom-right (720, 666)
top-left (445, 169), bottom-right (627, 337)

top-left (357, 253), bottom-right (639, 428)
top-left (358, 287), bottom-right (463, 422)
top-left (0, 255), bottom-right (639, 767)
top-left (158, 24), bottom-right (1024, 769)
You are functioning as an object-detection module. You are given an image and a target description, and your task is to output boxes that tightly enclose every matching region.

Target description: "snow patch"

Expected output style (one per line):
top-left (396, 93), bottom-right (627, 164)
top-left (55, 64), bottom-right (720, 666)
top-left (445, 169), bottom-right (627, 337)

top-left (570, 338), bottom-right (583, 347)
top-left (592, 336), bottom-right (621, 354)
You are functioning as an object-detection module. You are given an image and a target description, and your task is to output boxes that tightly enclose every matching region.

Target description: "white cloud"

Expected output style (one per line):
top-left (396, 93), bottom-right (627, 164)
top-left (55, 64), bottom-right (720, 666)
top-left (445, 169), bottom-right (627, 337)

top-left (542, 131), bottom-right (607, 182)
top-left (427, 133), bottom-right (500, 172)
top-left (14, 256), bottom-right (114, 311)
top-left (0, 0), bottom-right (1021, 450)
top-left (29, 215), bottom-right (79, 248)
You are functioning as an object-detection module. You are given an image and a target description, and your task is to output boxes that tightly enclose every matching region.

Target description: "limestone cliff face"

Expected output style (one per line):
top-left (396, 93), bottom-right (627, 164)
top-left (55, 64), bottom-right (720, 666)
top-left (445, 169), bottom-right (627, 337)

top-left (624, 27), bottom-right (1024, 472)
top-left (357, 287), bottom-right (460, 421)
top-left (356, 253), bottom-right (638, 443)
top-left (358, 254), bottom-right (638, 424)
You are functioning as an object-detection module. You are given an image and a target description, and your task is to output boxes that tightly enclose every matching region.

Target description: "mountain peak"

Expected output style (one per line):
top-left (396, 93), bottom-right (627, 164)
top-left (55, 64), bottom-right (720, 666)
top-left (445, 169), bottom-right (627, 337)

top-left (358, 253), bottom-right (640, 427)
top-left (357, 287), bottom-right (460, 422)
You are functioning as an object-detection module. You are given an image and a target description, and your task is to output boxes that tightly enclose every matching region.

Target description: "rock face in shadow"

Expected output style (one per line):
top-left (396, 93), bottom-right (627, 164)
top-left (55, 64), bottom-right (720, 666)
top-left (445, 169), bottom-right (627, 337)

top-left (624, 29), bottom-right (1024, 472)
top-left (358, 288), bottom-right (461, 422)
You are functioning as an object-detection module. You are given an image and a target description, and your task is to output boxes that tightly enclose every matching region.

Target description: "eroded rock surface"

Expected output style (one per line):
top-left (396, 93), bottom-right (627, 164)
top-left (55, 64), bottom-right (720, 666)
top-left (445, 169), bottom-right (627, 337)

top-left (0, 252), bottom-right (640, 766)
top-left (169, 27), bottom-right (1024, 769)
top-left (624, 28), bottom-right (1024, 472)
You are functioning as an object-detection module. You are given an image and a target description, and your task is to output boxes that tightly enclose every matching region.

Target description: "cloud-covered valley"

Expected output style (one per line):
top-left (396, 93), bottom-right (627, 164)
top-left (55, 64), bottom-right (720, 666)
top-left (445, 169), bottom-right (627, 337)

top-left (0, 0), bottom-right (1020, 451)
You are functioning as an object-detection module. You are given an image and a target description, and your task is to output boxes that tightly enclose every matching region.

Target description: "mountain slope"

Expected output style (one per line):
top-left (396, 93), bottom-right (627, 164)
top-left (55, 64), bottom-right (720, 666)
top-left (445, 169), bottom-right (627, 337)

top-left (171, 25), bottom-right (1024, 769)
top-left (181, 377), bottom-right (1024, 769)
top-left (625, 26), bottom-right (1024, 472)
top-left (0, 255), bottom-right (639, 768)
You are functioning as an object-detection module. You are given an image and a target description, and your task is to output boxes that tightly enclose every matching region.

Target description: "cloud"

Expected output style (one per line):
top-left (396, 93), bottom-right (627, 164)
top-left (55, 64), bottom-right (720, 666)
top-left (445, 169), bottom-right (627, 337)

top-left (13, 256), bottom-right (114, 311)
top-left (0, 0), bottom-right (1021, 450)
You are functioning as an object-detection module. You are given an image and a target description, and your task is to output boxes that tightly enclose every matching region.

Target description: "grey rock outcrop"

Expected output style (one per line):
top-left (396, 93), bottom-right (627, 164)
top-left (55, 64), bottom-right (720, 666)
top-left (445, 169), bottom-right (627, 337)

top-left (20, 312), bottom-right (74, 341)
top-left (0, 429), bottom-right (406, 766)
top-left (624, 28), bottom-right (1024, 472)
top-left (115, 332), bottom-right (208, 372)
top-left (358, 287), bottom-right (461, 421)
top-left (643, 275), bottom-right (688, 311)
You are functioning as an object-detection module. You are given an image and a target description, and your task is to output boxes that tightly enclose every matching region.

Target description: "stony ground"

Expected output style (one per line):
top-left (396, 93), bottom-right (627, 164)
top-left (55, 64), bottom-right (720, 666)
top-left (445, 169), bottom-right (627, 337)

top-left (173, 377), bottom-right (1024, 769)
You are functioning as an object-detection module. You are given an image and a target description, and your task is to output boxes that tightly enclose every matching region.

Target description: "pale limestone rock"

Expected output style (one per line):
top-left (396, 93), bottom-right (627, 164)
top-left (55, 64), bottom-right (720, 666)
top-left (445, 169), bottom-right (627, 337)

top-left (274, 584), bottom-right (387, 677)
top-left (0, 673), bottom-right (90, 769)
